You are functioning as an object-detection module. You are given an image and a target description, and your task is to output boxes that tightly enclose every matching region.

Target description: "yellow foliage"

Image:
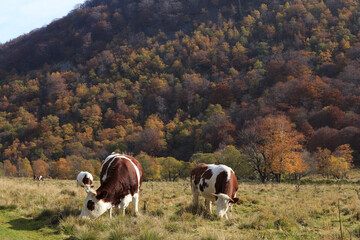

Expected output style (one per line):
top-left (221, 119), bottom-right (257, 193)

top-left (145, 114), bottom-right (165, 137)
top-left (315, 145), bottom-right (353, 178)
top-left (17, 157), bottom-right (33, 177)
top-left (328, 156), bottom-right (350, 179)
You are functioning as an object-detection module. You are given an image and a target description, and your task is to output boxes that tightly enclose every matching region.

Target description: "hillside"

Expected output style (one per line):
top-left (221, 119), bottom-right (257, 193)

top-left (0, 0), bottom-right (360, 179)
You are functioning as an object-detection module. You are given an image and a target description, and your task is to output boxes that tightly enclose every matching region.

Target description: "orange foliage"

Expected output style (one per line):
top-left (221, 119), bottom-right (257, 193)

top-left (53, 158), bottom-right (72, 179)
top-left (333, 144), bottom-right (353, 167)
top-left (32, 159), bottom-right (50, 177)
top-left (260, 115), bottom-right (307, 176)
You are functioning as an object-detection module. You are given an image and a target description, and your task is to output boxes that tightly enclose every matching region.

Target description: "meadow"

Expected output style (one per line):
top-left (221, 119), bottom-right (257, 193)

top-left (1, 175), bottom-right (360, 240)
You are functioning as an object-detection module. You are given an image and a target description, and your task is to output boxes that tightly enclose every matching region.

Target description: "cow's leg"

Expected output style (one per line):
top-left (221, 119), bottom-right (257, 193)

top-left (230, 193), bottom-right (235, 212)
top-left (191, 185), bottom-right (199, 207)
top-left (205, 199), bottom-right (212, 213)
top-left (132, 193), bottom-right (139, 216)
top-left (109, 207), bottom-right (113, 218)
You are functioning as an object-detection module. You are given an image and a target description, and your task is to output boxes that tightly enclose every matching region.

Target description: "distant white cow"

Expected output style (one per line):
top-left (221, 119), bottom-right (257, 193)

top-left (77, 171), bottom-right (94, 191)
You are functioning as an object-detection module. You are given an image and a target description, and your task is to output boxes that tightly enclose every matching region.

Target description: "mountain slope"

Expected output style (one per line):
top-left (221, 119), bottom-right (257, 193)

top-left (0, 0), bottom-right (264, 78)
top-left (0, 0), bottom-right (360, 171)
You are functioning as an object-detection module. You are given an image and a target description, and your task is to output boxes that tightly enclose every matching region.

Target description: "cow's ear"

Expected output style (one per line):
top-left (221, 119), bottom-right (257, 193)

top-left (230, 197), bottom-right (240, 204)
top-left (96, 190), bottom-right (107, 200)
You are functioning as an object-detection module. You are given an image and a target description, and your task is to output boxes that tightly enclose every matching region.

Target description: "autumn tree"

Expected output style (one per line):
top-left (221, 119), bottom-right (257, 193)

top-left (4, 160), bottom-right (17, 177)
top-left (134, 114), bottom-right (167, 155)
top-left (4, 139), bottom-right (26, 164)
top-left (46, 72), bottom-right (69, 102)
top-left (66, 155), bottom-right (94, 179)
top-left (260, 115), bottom-right (307, 181)
top-left (308, 105), bottom-right (345, 129)
top-left (333, 144), bottom-right (353, 166)
top-left (32, 159), bottom-right (50, 177)
top-left (216, 145), bottom-right (252, 178)
top-left (314, 145), bottom-right (353, 179)
top-left (16, 157), bottom-right (33, 177)
top-left (201, 104), bottom-right (236, 151)
top-left (314, 148), bottom-right (332, 177)
top-left (327, 156), bottom-right (350, 179)
top-left (210, 82), bottom-right (234, 108)
top-left (240, 115), bottom-right (307, 182)
top-left (53, 158), bottom-right (72, 179)
top-left (157, 157), bottom-right (183, 181)
top-left (80, 104), bottom-right (103, 130)
top-left (136, 151), bottom-right (161, 181)
top-left (307, 127), bottom-right (339, 151)
top-left (239, 121), bottom-right (269, 182)
top-left (190, 153), bottom-right (217, 165)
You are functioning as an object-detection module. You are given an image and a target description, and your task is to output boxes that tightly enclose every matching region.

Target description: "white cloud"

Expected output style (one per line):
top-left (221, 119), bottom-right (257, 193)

top-left (0, 0), bottom-right (86, 43)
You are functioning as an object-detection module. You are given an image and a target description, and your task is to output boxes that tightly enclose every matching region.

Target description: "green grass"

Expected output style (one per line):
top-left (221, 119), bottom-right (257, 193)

top-left (0, 207), bottom-right (63, 240)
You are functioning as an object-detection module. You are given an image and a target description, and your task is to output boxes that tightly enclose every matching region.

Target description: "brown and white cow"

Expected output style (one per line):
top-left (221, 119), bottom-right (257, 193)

top-left (190, 163), bottom-right (239, 219)
top-left (80, 153), bottom-right (143, 219)
top-left (33, 175), bottom-right (43, 181)
top-left (76, 171), bottom-right (94, 191)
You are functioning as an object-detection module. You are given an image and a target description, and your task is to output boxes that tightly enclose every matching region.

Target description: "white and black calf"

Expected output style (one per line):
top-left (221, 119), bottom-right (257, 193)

top-left (76, 171), bottom-right (94, 191)
top-left (80, 153), bottom-right (143, 219)
top-left (191, 164), bottom-right (239, 219)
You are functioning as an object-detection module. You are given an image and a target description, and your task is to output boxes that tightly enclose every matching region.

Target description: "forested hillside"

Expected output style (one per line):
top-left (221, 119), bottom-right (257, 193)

top-left (0, 0), bottom-right (360, 181)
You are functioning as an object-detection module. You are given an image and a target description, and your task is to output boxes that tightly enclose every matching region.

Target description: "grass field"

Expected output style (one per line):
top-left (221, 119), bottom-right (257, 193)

top-left (1, 176), bottom-right (360, 240)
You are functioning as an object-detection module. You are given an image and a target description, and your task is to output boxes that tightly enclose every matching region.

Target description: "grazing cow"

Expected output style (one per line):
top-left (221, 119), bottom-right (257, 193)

top-left (33, 175), bottom-right (43, 181)
top-left (190, 163), bottom-right (239, 219)
top-left (77, 171), bottom-right (94, 191)
top-left (80, 153), bottom-right (143, 219)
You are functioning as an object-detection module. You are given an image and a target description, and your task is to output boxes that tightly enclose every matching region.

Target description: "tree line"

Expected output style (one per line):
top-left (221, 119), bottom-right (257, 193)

top-left (1, 128), bottom-right (354, 182)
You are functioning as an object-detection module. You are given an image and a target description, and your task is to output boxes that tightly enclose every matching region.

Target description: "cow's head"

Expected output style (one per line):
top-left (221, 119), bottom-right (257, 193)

top-left (212, 193), bottom-right (239, 218)
top-left (80, 189), bottom-right (112, 219)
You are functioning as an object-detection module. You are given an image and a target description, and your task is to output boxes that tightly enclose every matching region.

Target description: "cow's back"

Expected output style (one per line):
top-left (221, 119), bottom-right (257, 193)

top-left (191, 163), bottom-right (209, 186)
top-left (191, 163), bottom-right (237, 198)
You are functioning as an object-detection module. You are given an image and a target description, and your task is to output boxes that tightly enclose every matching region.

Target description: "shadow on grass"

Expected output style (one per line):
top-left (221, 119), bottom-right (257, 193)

top-left (35, 207), bottom-right (81, 225)
top-left (9, 217), bottom-right (43, 231)
top-left (8, 207), bottom-right (81, 232)
top-left (0, 204), bottom-right (17, 210)
top-left (175, 204), bottom-right (220, 221)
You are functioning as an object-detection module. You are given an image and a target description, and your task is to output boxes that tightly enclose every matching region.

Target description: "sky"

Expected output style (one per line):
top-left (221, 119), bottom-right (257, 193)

top-left (0, 0), bottom-right (86, 44)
